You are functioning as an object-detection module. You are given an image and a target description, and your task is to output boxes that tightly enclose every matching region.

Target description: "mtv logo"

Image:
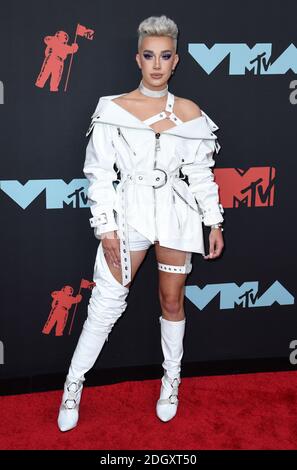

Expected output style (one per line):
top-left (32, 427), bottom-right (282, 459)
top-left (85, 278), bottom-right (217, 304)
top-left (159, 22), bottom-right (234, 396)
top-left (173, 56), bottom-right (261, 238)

top-left (214, 167), bottom-right (275, 208)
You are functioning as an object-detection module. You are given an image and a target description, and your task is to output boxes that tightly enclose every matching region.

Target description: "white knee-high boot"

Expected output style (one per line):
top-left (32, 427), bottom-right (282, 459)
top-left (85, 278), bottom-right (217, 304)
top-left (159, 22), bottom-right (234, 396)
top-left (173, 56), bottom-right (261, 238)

top-left (156, 315), bottom-right (186, 422)
top-left (58, 242), bottom-right (130, 432)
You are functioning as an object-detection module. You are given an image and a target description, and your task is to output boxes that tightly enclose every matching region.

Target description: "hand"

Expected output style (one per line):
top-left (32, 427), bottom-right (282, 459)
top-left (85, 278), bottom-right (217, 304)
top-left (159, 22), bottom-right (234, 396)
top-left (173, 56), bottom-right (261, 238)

top-left (101, 231), bottom-right (121, 268)
top-left (203, 228), bottom-right (224, 260)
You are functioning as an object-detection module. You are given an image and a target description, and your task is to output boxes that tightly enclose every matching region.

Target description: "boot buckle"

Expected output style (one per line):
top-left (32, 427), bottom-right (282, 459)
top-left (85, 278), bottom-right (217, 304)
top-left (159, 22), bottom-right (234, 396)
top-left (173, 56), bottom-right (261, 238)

top-left (168, 394), bottom-right (179, 405)
top-left (64, 398), bottom-right (77, 410)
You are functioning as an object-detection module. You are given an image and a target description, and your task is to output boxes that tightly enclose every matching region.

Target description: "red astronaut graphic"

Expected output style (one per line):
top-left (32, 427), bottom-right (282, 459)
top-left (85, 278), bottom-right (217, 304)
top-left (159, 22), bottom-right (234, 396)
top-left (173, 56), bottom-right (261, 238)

top-left (42, 285), bottom-right (82, 336)
top-left (35, 31), bottom-right (79, 92)
top-left (42, 279), bottom-right (96, 336)
top-left (35, 24), bottom-right (94, 92)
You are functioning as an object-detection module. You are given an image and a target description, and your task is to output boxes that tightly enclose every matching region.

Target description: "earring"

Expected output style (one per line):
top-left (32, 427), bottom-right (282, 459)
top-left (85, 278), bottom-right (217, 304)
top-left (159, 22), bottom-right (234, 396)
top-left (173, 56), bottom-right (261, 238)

top-left (171, 69), bottom-right (175, 75)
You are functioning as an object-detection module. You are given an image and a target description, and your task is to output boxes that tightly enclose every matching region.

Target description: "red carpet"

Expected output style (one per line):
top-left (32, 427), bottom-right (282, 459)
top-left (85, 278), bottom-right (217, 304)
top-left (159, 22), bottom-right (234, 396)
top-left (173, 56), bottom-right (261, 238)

top-left (1, 371), bottom-right (297, 450)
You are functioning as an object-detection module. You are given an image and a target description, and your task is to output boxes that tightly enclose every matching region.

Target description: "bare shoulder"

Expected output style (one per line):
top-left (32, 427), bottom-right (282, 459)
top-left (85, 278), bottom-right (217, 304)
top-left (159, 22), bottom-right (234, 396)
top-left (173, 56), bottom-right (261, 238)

top-left (174, 96), bottom-right (202, 121)
top-left (111, 90), bottom-right (138, 105)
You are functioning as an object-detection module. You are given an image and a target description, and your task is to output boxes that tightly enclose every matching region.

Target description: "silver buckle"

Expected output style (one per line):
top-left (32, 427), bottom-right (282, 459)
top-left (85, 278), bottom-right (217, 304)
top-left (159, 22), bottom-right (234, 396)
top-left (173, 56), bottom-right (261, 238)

top-left (153, 168), bottom-right (168, 189)
top-left (168, 394), bottom-right (178, 405)
top-left (64, 398), bottom-right (77, 409)
top-left (90, 213), bottom-right (108, 227)
top-left (100, 212), bottom-right (108, 224)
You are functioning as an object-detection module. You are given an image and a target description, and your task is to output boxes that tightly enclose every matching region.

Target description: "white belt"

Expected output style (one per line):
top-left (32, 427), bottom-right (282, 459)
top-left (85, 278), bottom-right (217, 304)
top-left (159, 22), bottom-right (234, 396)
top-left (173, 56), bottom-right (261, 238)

top-left (121, 168), bottom-right (180, 188)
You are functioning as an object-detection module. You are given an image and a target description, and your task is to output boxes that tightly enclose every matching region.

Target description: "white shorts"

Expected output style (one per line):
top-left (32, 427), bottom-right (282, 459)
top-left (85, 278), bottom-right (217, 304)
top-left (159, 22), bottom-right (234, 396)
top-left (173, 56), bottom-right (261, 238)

top-left (126, 224), bottom-right (155, 251)
top-left (116, 224), bottom-right (193, 275)
top-left (126, 225), bottom-right (193, 274)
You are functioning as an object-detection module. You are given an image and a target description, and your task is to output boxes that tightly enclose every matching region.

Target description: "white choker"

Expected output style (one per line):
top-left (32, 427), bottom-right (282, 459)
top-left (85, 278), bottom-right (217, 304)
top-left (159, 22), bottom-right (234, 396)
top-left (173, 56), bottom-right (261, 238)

top-left (138, 80), bottom-right (168, 98)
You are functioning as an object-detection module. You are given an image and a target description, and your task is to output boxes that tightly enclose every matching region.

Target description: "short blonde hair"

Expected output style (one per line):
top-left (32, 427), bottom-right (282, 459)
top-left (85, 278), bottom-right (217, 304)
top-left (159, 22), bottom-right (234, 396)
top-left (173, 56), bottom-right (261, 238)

top-left (137, 15), bottom-right (178, 51)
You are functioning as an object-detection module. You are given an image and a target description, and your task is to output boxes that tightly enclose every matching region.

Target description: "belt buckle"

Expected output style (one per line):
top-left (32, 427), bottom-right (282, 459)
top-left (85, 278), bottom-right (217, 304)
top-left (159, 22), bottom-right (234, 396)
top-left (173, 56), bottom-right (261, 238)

top-left (153, 168), bottom-right (167, 189)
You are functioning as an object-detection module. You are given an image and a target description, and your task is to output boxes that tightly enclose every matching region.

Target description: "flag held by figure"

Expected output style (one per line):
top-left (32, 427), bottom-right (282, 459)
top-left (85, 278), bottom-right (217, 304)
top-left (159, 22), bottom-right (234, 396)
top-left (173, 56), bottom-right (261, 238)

top-left (64, 23), bottom-right (95, 91)
top-left (76, 24), bottom-right (95, 40)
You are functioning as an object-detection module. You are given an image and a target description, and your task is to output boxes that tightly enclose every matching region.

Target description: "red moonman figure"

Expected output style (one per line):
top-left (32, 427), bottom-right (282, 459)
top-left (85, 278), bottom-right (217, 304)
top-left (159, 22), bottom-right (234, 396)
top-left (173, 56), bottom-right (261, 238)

top-left (35, 31), bottom-right (79, 92)
top-left (42, 286), bottom-right (82, 336)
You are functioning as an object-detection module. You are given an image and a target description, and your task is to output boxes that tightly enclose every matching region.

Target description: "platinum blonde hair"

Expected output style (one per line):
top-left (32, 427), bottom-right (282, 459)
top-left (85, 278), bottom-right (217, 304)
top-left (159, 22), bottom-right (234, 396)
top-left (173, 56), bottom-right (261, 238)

top-left (137, 15), bottom-right (178, 51)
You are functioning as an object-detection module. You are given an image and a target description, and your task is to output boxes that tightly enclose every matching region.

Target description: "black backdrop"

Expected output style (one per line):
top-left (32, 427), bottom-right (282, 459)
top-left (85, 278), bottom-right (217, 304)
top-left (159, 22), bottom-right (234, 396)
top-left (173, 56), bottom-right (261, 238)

top-left (0, 0), bottom-right (296, 388)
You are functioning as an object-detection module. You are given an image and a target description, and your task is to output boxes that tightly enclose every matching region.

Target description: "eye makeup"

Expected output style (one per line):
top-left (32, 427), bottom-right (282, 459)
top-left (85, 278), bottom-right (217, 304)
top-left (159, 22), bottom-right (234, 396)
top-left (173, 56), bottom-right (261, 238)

top-left (143, 50), bottom-right (172, 60)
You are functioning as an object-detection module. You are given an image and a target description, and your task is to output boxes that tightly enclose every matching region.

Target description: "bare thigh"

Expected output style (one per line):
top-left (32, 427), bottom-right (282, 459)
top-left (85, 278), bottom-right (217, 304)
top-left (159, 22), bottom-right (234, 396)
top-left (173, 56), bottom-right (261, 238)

top-left (155, 244), bottom-right (190, 318)
top-left (104, 248), bottom-right (148, 287)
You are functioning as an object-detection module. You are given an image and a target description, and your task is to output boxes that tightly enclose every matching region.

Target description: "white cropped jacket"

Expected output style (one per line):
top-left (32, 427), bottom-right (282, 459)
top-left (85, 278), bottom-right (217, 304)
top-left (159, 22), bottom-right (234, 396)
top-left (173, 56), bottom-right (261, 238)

top-left (83, 93), bottom-right (224, 285)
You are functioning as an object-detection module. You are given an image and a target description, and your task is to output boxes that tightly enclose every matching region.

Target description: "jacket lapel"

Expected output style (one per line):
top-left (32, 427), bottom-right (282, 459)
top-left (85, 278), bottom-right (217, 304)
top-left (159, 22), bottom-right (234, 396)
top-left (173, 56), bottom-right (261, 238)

top-left (88, 94), bottom-right (218, 140)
